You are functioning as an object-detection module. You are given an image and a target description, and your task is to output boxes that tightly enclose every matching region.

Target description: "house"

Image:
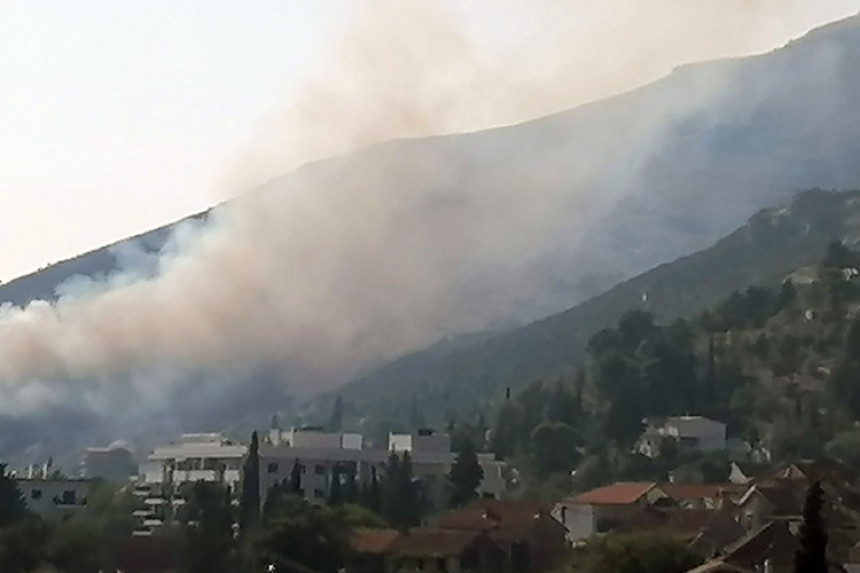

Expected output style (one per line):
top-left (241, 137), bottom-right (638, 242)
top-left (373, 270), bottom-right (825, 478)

top-left (384, 529), bottom-right (497, 573)
top-left (719, 521), bottom-right (797, 572)
top-left (636, 416), bottom-right (727, 458)
top-left (554, 482), bottom-right (670, 542)
top-left (620, 507), bottom-right (745, 559)
top-left (728, 461), bottom-right (771, 484)
top-left (734, 481), bottom-right (804, 531)
top-left (17, 476), bottom-right (91, 519)
top-left (660, 483), bottom-right (748, 510)
top-left (434, 501), bottom-right (567, 572)
top-left (349, 528), bottom-right (400, 573)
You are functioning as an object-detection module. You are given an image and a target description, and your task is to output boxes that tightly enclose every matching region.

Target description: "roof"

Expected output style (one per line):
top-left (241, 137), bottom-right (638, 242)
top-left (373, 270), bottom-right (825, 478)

top-left (661, 483), bottom-right (747, 503)
top-left (435, 501), bottom-right (546, 530)
top-left (351, 528), bottom-right (400, 554)
top-left (387, 529), bottom-right (482, 558)
top-left (737, 482), bottom-right (803, 516)
top-left (621, 507), bottom-right (745, 555)
top-left (568, 482), bottom-right (657, 505)
top-left (721, 521), bottom-right (797, 568)
top-left (685, 560), bottom-right (755, 573)
top-left (114, 536), bottom-right (178, 572)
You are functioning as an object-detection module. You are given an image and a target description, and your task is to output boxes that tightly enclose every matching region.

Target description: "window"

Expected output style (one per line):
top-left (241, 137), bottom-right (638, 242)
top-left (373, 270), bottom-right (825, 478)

top-left (30, 489), bottom-right (42, 500)
top-left (314, 464), bottom-right (325, 475)
top-left (62, 490), bottom-right (77, 504)
top-left (267, 462), bottom-right (279, 474)
top-left (313, 488), bottom-right (325, 498)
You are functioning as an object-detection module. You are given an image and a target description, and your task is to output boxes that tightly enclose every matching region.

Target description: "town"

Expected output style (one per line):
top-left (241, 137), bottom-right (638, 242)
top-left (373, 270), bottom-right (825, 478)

top-left (0, 411), bottom-right (852, 572)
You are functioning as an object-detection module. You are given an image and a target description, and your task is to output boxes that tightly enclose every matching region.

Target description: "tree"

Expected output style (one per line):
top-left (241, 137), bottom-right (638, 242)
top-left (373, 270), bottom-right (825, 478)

top-left (794, 481), bottom-right (828, 573)
top-left (180, 481), bottom-right (237, 573)
top-left (570, 533), bottom-right (702, 573)
top-left (0, 464), bottom-right (27, 527)
top-left (240, 431), bottom-right (260, 533)
top-left (531, 422), bottom-right (580, 475)
top-left (367, 466), bottom-right (382, 514)
top-left (382, 452), bottom-right (421, 530)
top-left (0, 517), bottom-right (50, 573)
top-left (329, 464), bottom-right (343, 506)
top-left (290, 459), bottom-right (303, 495)
top-left (447, 437), bottom-right (484, 507)
top-left (328, 395), bottom-right (344, 432)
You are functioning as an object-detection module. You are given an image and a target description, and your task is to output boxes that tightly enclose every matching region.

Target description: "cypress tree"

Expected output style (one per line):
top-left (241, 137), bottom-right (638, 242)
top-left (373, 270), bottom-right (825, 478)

top-left (794, 481), bottom-right (828, 573)
top-left (447, 436), bottom-right (484, 507)
top-left (368, 466), bottom-right (381, 513)
top-left (329, 464), bottom-right (343, 506)
top-left (327, 395), bottom-right (344, 432)
top-left (239, 431), bottom-right (260, 533)
top-left (290, 460), bottom-right (303, 495)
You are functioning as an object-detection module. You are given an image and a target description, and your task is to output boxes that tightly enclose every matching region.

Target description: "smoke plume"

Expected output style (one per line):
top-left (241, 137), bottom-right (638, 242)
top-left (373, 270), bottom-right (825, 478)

top-left (0, 0), bottom-right (858, 427)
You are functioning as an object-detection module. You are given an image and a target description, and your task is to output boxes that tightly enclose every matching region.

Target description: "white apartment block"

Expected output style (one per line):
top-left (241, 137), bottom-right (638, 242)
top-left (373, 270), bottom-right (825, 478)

top-left (17, 477), bottom-right (91, 519)
top-left (132, 433), bottom-right (246, 536)
top-left (260, 428), bottom-right (505, 510)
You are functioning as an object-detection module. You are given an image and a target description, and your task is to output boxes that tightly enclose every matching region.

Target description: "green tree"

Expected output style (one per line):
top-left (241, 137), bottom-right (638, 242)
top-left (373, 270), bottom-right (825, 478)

top-left (328, 395), bottom-right (345, 432)
top-left (329, 464), bottom-right (343, 506)
top-left (567, 533), bottom-right (702, 573)
top-left (251, 493), bottom-right (351, 572)
top-left (447, 437), bottom-right (484, 507)
top-left (180, 481), bottom-right (237, 573)
top-left (0, 517), bottom-right (50, 573)
top-left (0, 464), bottom-right (27, 527)
top-left (240, 431), bottom-right (260, 533)
top-left (794, 481), bottom-right (828, 573)
top-left (531, 422), bottom-right (580, 475)
top-left (290, 460), bottom-right (303, 494)
top-left (382, 452), bottom-right (421, 530)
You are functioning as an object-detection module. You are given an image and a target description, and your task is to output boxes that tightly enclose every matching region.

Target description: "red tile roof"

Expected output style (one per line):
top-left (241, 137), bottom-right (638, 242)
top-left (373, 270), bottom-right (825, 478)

top-left (434, 501), bottom-right (547, 531)
top-left (568, 482), bottom-right (656, 505)
top-left (661, 483), bottom-right (747, 503)
top-left (388, 529), bottom-right (482, 558)
top-left (351, 528), bottom-right (400, 554)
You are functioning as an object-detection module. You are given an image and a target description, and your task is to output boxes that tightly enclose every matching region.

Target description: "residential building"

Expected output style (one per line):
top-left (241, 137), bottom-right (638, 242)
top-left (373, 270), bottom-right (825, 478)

top-left (259, 428), bottom-right (505, 510)
top-left (554, 482), bottom-right (670, 542)
top-left (132, 432), bottom-right (246, 536)
top-left (620, 507), bottom-right (745, 559)
top-left (82, 442), bottom-right (138, 482)
top-left (349, 501), bottom-right (566, 573)
top-left (433, 501), bottom-right (567, 572)
top-left (636, 416), bottom-right (727, 458)
top-left (17, 476), bottom-right (91, 519)
top-left (659, 483), bottom-right (748, 510)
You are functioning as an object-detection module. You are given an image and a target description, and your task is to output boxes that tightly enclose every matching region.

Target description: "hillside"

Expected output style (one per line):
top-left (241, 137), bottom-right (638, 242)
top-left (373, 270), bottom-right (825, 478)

top-left (336, 190), bottom-right (860, 432)
top-left (4, 14), bottom-right (860, 459)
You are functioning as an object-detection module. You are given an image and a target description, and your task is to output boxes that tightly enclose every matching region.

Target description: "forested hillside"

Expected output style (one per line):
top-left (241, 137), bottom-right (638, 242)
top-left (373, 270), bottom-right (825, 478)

top-left (482, 241), bottom-right (860, 498)
top-left (335, 189), bottom-right (860, 436)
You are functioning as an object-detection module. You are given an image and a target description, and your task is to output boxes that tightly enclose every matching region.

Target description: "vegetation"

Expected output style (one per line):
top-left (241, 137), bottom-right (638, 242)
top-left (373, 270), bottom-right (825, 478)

top-left (447, 436), bottom-right (484, 507)
top-left (557, 532), bottom-right (702, 573)
top-left (338, 190), bottom-right (860, 431)
top-left (794, 481), bottom-right (829, 573)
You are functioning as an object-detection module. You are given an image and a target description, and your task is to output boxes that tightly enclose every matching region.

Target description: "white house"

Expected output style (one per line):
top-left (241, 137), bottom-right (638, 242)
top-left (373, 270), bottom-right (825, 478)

top-left (635, 416), bottom-right (727, 458)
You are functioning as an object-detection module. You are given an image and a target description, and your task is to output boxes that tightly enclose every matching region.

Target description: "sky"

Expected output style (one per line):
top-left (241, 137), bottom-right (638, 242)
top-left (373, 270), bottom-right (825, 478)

top-left (1, 0), bottom-right (859, 282)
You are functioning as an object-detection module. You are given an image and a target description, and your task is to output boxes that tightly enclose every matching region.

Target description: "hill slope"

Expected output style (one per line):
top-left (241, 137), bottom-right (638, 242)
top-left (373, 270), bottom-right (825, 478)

top-left (4, 15), bottom-right (860, 458)
top-left (337, 190), bottom-right (860, 429)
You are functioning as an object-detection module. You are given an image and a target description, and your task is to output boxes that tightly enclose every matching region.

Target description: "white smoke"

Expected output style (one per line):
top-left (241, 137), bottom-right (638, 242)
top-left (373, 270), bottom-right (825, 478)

top-left (0, 0), bottom-right (858, 424)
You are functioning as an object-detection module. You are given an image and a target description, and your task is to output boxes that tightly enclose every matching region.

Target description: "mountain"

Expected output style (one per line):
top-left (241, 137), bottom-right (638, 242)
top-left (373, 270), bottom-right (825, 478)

top-left (335, 189), bottom-right (860, 431)
top-left (3, 15), bottom-right (860, 459)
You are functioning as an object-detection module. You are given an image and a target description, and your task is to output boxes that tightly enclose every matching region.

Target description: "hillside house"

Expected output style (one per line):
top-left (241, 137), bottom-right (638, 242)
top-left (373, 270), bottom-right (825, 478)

top-left (554, 482), bottom-right (671, 542)
top-left (636, 416), bottom-right (727, 458)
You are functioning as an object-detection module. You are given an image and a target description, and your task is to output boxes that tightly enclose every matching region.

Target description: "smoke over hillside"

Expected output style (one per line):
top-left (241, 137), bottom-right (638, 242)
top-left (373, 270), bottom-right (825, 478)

top-left (0, 2), bottom-right (859, 454)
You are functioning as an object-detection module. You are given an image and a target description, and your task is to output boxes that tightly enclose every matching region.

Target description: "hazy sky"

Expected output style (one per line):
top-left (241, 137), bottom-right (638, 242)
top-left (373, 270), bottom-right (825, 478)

top-left (1, 1), bottom-right (859, 282)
